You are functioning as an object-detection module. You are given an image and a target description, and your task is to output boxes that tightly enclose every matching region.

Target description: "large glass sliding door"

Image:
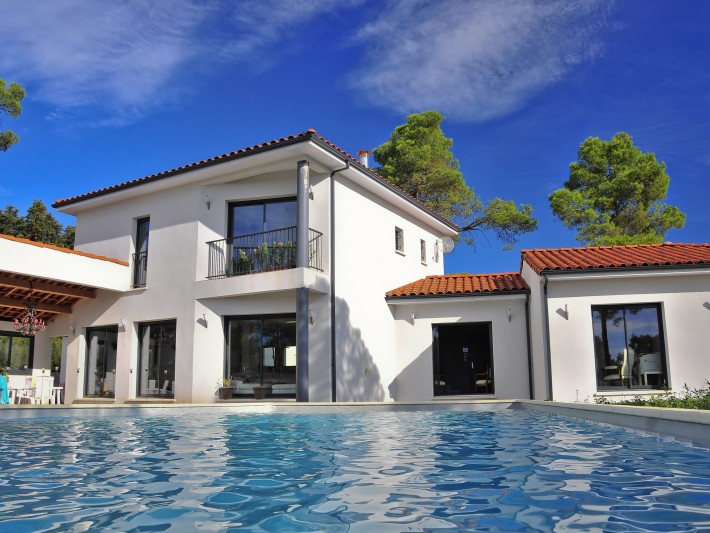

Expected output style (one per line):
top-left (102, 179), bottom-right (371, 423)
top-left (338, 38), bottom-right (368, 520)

top-left (138, 321), bottom-right (176, 397)
top-left (226, 315), bottom-right (296, 391)
top-left (85, 327), bottom-right (118, 398)
top-left (592, 304), bottom-right (667, 390)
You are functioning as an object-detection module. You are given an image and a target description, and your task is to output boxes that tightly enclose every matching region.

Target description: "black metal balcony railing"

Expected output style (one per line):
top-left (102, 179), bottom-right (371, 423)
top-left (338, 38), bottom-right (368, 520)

top-left (207, 226), bottom-right (323, 279)
top-left (132, 250), bottom-right (148, 288)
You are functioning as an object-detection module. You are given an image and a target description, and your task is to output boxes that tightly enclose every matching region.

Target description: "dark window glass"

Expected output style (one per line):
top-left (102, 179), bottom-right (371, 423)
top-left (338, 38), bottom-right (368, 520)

top-left (592, 304), bottom-right (667, 390)
top-left (138, 321), bottom-right (176, 397)
top-left (133, 217), bottom-right (150, 288)
top-left (226, 315), bottom-right (296, 391)
top-left (395, 227), bottom-right (404, 252)
top-left (85, 327), bottom-right (118, 398)
top-left (229, 199), bottom-right (297, 239)
top-left (0, 334), bottom-right (33, 371)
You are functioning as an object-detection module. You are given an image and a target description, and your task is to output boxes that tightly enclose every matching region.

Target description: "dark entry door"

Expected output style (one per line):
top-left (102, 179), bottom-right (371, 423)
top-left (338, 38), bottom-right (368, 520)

top-left (433, 323), bottom-right (493, 396)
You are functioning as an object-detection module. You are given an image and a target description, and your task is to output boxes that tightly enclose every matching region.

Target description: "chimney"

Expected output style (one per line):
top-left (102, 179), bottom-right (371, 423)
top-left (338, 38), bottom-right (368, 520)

top-left (357, 149), bottom-right (370, 168)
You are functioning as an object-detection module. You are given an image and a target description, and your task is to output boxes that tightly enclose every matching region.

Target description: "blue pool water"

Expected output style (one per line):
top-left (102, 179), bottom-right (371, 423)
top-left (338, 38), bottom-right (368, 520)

top-left (0, 409), bottom-right (708, 532)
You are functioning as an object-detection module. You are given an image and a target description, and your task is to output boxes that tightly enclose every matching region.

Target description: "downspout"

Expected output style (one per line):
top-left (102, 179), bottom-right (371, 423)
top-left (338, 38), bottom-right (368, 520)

top-left (330, 161), bottom-right (350, 402)
top-left (525, 292), bottom-right (534, 399)
top-left (542, 274), bottom-right (554, 400)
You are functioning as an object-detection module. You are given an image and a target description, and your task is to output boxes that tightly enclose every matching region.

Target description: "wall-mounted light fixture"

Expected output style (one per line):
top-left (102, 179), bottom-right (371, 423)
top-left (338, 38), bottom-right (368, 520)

top-left (308, 309), bottom-right (314, 325)
top-left (204, 194), bottom-right (211, 210)
top-left (202, 313), bottom-right (208, 328)
top-left (410, 312), bottom-right (416, 325)
top-left (120, 318), bottom-right (126, 330)
top-left (507, 308), bottom-right (512, 323)
top-left (565, 304), bottom-right (569, 320)
top-left (69, 324), bottom-right (75, 335)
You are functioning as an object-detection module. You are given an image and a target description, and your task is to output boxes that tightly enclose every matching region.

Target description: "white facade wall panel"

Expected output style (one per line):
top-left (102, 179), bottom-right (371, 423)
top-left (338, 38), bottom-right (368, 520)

top-left (527, 268), bottom-right (710, 403)
top-left (389, 297), bottom-right (529, 401)
top-left (332, 176), bottom-right (446, 401)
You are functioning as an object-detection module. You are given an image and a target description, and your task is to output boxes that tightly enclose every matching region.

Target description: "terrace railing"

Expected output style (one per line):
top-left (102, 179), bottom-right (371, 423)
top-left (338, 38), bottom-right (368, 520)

top-left (132, 250), bottom-right (148, 288)
top-left (207, 226), bottom-right (323, 279)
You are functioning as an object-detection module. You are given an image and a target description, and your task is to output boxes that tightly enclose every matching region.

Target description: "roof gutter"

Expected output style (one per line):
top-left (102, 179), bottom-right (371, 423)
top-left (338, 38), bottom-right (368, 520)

top-left (537, 263), bottom-right (710, 279)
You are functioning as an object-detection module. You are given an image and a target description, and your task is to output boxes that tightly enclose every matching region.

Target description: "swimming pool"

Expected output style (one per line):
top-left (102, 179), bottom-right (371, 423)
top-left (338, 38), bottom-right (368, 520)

top-left (0, 408), bottom-right (708, 531)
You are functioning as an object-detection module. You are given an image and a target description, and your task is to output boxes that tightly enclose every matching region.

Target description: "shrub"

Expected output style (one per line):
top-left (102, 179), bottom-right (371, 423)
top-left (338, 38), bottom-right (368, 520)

top-left (596, 381), bottom-right (710, 410)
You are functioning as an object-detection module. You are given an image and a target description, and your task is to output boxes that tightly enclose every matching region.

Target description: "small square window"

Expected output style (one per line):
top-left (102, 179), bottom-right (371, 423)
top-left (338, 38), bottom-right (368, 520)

top-left (420, 239), bottom-right (427, 263)
top-left (395, 227), bottom-right (404, 253)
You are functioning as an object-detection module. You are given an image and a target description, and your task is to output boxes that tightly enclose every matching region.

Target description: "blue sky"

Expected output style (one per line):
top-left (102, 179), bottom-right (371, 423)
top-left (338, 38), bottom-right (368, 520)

top-left (1, 0), bottom-right (708, 274)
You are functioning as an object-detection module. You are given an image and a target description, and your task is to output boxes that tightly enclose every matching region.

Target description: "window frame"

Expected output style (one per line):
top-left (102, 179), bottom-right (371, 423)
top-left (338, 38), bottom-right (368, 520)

top-left (0, 332), bottom-right (34, 371)
top-left (395, 227), bottom-right (404, 254)
top-left (420, 239), bottom-right (427, 264)
top-left (591, 303), bottom-right (668, 391)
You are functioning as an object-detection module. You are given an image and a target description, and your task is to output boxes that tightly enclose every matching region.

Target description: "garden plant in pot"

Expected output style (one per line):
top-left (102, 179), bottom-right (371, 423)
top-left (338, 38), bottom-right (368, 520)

top-left (218, 377), bottom-right (233, 400)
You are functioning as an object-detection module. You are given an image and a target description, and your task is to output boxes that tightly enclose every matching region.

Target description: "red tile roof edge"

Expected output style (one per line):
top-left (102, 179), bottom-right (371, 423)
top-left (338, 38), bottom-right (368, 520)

top-left (0, 234), bottom-right (129, 266)
top-left (386, 272), bottom-right (529, 299)
top-left (52, 129), bottom-right (458, 231)
top-left (521, 242), bottom-right (710, 275)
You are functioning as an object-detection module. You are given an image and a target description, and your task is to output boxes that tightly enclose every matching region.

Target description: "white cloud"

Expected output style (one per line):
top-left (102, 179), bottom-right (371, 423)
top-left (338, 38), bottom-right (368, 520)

top-left (0, 0), bottom-right (615, 128)
top-left (0, 0), bottom-right (359, 127)
top-left (1, 1), bottom-right (208, 120)
top-left (349, 0), bottom-right (614, 122)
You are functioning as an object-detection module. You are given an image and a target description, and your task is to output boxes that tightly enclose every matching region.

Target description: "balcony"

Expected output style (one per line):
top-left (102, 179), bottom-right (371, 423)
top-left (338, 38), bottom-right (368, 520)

top-left (207, 226), bottom-right (323, 279)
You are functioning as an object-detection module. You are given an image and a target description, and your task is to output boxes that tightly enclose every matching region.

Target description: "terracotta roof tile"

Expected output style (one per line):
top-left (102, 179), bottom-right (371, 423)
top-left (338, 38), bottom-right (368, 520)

top-left (52, 129), bottom-right (457, 229)
top-left (386, 273), bottom-right (529, 298)
top-left (0, 234), bottom-right (128, 266)
top-left (521, 243), bottom-right (710, 275)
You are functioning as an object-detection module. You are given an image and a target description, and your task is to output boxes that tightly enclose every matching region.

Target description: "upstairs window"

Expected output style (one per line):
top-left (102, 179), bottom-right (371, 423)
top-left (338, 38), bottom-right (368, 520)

top-left (420, 239), bottom-right (427, 263)
top-left (132, 217), bottom-right (149, 288)
top-left (395, 227), bottom-right (404, 253)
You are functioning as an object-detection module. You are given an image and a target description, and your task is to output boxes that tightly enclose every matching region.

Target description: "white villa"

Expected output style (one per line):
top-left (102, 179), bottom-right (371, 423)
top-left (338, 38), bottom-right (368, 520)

top-left (1, 129), bottom-right (708, 405)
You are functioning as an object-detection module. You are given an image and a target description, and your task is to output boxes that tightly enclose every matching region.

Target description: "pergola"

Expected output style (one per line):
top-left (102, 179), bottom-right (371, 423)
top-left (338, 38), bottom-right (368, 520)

top-left (0, 271), bottom-right (97, 323)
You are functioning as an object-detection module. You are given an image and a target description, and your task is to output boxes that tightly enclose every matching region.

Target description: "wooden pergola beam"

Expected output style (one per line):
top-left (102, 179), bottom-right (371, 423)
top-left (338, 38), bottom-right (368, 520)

top-left (0, 272), bottom-right (96, 299)
top-left (0, 296), bottom-right (73, 315)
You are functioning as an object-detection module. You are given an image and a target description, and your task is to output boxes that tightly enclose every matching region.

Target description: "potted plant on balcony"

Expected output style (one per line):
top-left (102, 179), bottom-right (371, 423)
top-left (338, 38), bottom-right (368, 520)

top-left (255, 242), bottom-right (269, 271)
top-left (284, 240), bottom-right (296, 268)
top-left (217, 377), bottom-right (233, 400)
top-left (237, 248), bottom-right (253, 274)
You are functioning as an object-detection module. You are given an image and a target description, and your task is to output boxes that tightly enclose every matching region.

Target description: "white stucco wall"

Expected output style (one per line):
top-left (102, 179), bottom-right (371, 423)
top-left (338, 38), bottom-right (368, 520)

top-left (389, 296), bottom-right (530, 401)
top-left (332, 175), bottom-right (453, 402)
top-left (525, 267), bottom-right (710, 403)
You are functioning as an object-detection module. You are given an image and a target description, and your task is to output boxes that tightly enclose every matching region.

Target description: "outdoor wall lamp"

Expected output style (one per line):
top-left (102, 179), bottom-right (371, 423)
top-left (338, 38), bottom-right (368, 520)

top-left (120, 318), bottom-right (126, 330)
top-left (410, 312), bottom-right (416, 325)
top-left (507, 308), bottom-right (512, 323)
top-left (308, 309), bottom-right (314, 325)
top-left (564, 304), bottom-right (569, 320)
top-left (204, 194), bottom-right (211, 210)
top-left (69, 324), bottom-right (75, 335)
top-left (202, 313), bottom-right (208, 328)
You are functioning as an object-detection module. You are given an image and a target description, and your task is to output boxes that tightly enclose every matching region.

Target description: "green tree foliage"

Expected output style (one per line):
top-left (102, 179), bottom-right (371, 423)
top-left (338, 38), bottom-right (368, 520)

top-left (0, 78), bottom-right (25, 151)
top-left (549, 132), bottom-right (686, 245)
top-left (0, 199), bottom-right (75, 248)
top-left (373, 111), bottom-right (537, 248)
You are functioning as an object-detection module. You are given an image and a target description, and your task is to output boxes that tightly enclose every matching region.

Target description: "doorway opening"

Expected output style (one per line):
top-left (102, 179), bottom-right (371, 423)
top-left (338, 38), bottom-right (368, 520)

top-left (432, 322), bottom-right (493, 396)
